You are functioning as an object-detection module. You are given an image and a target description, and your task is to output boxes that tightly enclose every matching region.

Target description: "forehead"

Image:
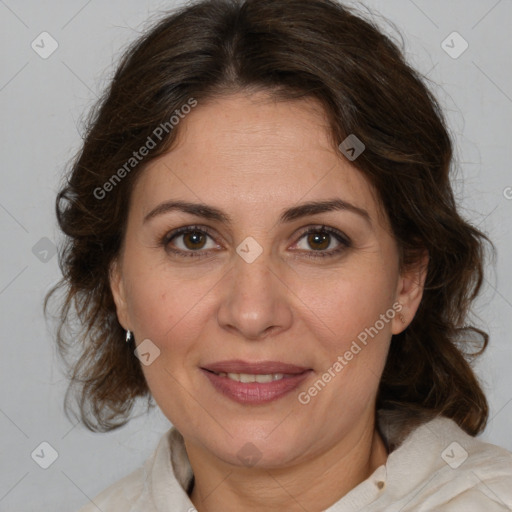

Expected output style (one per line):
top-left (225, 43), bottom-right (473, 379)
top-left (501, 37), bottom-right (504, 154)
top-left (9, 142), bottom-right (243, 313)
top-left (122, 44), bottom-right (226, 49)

top-left (131, 92), bottom-right (387, 229)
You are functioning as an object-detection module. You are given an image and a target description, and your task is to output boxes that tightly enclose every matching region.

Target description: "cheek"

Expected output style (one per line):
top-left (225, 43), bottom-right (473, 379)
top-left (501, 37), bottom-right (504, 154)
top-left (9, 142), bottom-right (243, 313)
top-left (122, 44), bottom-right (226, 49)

top-left (298, 277), bottom-right (395, 414)
top-left (124, 260), bottom-right (219, 346)
top-left (124, 266), bottom-right (220, 424)
top-left (290, 262), bottom-right (397, 408)
top-left (126, 247), bottom-right (220, 332)
top-left (293, 261), bottom-right (397, 340)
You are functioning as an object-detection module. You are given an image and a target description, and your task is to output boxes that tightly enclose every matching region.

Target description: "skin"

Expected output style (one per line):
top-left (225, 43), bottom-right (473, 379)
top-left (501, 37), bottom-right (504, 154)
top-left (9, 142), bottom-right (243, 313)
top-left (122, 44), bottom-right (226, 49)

top-left (110, 91), bottom-right (428, 511)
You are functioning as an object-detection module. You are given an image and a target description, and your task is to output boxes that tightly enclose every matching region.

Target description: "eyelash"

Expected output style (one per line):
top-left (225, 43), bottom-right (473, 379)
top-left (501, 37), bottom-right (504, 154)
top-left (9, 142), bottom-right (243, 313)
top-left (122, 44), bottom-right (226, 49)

top-left (159, 225), bottom-right (352, 259)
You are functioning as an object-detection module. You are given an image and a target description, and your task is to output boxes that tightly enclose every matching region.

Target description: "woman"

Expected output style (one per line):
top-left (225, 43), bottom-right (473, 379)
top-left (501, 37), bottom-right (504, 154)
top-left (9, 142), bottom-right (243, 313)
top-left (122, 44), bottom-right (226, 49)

top-left (46, 0), bottom-right (512, 510)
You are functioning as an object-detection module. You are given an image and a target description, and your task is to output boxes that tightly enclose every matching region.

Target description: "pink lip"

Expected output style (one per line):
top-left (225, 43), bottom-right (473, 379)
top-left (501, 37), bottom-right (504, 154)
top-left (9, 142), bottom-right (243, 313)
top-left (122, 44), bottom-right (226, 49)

top-left (201, 360), bottom-right (312, 405)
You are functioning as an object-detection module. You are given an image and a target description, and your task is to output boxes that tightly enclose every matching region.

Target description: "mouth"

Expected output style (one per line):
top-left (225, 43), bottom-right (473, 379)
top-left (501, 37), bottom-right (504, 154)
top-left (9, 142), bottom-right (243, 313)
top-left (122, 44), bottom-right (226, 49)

top-left (208, 372), bottom-right (290, 383)
top-left (200, 360), bottom-right (312, 404)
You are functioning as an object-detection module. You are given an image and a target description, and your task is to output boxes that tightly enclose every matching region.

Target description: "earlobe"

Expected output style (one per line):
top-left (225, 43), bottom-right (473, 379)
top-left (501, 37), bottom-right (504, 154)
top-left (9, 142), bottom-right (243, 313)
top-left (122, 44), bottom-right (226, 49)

top-left (109, 259), bottom-right (130, 330)
top-left (392, 250), bottom-right (429, 335)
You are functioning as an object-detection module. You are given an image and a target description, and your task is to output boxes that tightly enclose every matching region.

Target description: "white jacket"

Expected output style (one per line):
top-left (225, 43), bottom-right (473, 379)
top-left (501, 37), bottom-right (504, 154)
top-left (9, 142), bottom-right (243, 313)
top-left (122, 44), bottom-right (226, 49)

top-left (77, 411), bottom-right (512, 511)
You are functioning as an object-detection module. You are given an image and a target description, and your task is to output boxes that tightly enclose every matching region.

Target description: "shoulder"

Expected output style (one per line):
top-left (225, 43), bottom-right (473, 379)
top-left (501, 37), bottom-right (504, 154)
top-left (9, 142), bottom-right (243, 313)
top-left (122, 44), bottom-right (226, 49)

top-left (76, 427), bottom-right (178, 512)
top-left (422, 415), bottom-right (512, 478)
top-left (385, 415), bottom-right (512, 511)
top-left (77, 466), bottom-right (148, 512)
top-left (435, 419), bottom-right (512, 510)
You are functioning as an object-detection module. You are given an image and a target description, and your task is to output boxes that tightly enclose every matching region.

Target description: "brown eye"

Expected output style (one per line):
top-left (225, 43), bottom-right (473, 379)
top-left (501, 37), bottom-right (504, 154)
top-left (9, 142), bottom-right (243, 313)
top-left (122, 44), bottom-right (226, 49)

top-left (307, 232), bottom-right (331, 251)
top-left (163, 226), bottom-right (219, 255)
top-left (293, 226), bottom-right (351, 258)
top-left (182, 231), bottom-right (207, 250)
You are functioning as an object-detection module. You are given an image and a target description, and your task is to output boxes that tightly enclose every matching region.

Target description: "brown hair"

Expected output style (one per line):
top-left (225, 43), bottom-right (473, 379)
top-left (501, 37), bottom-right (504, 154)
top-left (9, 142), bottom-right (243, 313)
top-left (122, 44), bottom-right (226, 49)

top-left (45, 0), bottom-right (492, 434)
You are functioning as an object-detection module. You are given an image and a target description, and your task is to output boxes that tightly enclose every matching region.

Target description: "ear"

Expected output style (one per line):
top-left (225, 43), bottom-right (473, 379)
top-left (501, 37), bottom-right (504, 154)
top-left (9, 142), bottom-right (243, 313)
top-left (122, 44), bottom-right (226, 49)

top-left (109, 258), bottom-right (131, 331)
top-left (392, 249), bottom-right (429, 335)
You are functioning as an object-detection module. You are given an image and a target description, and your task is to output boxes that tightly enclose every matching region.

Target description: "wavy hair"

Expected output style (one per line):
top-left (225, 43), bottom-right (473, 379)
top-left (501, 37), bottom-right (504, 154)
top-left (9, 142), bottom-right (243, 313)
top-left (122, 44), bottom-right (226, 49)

top-left (45, 0), bottom-right (492, 434)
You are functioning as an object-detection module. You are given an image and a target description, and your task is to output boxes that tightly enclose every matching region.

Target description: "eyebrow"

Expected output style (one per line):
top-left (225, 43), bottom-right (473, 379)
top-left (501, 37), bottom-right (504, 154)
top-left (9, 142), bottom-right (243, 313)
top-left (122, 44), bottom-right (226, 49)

top-left (143, 198), bottom-right (372, 226)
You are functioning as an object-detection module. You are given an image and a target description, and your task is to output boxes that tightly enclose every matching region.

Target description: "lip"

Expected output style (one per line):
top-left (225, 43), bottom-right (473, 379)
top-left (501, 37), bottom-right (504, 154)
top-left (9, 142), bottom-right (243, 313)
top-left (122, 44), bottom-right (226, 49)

top-left (201, 360), bottom-right (312, 405)
top-left (202, 359), bottom-right (310, 374)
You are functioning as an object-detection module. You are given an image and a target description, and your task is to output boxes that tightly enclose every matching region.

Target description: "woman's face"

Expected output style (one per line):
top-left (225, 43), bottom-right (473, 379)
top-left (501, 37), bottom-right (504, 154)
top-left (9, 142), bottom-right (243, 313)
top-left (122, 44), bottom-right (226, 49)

top-left (110, 92), bottom-right (425, 468)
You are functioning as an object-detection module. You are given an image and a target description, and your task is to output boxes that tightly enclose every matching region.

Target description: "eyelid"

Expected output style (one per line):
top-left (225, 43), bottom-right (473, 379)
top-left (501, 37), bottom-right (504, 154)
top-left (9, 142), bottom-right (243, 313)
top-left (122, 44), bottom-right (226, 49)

top-left (160, 223), bottom-right (352, 259)
top-left (160, 224), bottom-right (223, 258)
top-left (288, 224), bottom-right (352, 258)
top-left (292, 224), bottom-right (351, 246)
top-left (161, 224), bottom-right (219, 245)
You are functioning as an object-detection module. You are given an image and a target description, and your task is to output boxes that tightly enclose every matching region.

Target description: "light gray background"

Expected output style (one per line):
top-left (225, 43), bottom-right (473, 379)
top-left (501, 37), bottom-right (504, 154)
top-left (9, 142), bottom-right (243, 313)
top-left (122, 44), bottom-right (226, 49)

top-left (0, 1), bottom-right (511, 510)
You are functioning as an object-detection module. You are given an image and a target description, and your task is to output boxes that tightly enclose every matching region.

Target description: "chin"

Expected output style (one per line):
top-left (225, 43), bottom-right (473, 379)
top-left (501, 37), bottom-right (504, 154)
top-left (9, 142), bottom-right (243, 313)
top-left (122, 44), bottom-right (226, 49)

top-left (202, 422), bottom-right (310, 469)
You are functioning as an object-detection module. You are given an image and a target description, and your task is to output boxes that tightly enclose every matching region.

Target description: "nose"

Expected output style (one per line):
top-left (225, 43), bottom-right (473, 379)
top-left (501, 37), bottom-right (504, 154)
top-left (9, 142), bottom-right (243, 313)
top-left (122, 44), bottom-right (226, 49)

top-left (216, 251), bottom-right (293, 341)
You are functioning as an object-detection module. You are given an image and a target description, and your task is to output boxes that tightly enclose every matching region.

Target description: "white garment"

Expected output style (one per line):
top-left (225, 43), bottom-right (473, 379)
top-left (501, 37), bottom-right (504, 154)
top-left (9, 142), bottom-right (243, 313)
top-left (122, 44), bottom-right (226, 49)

top-left (77, 412), bottom-right (512, 511)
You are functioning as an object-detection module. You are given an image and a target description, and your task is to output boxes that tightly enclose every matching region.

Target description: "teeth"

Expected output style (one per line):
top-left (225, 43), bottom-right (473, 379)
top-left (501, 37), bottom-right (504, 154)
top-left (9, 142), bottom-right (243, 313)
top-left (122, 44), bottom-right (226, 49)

top-left (216, 372), bottom-right (286, 382)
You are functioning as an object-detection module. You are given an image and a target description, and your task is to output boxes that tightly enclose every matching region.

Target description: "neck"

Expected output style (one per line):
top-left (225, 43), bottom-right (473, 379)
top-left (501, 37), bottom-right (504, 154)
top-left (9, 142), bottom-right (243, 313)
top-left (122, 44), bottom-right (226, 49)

top-left (186, 416), bottom-right (388, 512)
